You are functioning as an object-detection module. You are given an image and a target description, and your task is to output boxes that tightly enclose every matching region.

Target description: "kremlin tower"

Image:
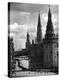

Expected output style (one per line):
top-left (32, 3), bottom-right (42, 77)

top-left (36, 13), bottom-right (42, 44)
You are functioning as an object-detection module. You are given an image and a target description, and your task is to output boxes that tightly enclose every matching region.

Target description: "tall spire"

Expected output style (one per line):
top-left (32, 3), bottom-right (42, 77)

top-left (26, 32), bottom-right (30, 42)
top-left (36, 12), bottom-right (42, 44)
top-left (45, 5), bottom-right (54, 39)
top-left (32, 39), bottom-right (34, 45)
top-left (26, 32), bottom-right (31, 49)
top-left (48, 5), bottom-right (52, 21)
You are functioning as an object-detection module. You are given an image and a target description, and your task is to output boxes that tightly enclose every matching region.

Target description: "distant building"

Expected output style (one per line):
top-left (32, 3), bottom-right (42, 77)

top-left (26, 32), bottom-right (31, 50)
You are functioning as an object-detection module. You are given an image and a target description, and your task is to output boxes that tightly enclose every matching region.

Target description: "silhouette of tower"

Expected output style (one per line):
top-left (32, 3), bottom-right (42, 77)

top-left (45, 6), bottom-right (54, 39)
top-left (32, 39), bottom-right (34, 45)
top-left (26, 32), bottom-right (31, 49)
top-left (43, 6), bottom-right (58, 69)
top-left (36, 12), bottom-right (42, 44)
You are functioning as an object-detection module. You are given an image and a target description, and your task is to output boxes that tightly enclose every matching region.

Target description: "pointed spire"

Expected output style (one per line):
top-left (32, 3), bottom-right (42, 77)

top-left (26, 32), bottom-right (31, 49)
top-left (48, 5), bottom-right (50, 11)
top-left (45, 5), bottom-right (54, 39)
top-left (48, 5), bottom-right (51, 21)
top-left (32, 39), bottom-right (34, 45)
top-left (26, 32), bottom-right (30, 42)
top-left (48, 5), bottom-right (50, 13)
top-left (37, 12), bottom-right (42, 44)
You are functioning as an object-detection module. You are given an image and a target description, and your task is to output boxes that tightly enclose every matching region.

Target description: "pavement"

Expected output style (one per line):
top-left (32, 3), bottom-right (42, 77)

top-left (12, 71), bottom-right (57, 77)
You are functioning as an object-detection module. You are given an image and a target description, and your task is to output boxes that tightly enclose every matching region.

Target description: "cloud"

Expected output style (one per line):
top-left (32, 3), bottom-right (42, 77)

top-left (52, 14), bottom-right (58, 24)
top-left (9, 23), bottom-right (37, 50)
top-left (10, 3), bottom-right (58, 14)
top-left (28, 24), bottom-right (37, 32)
top-left (19, 12), bottom-right (31, 15)
top-left (10, 23), bottom-right (19, 30)
top-left (41, 13), bottom-right (48, 23)
top-left (41, 13), bottom-right (48, 37)
top-left (52, 14), bottom-right (58, 34)
top-left (9, 23), bottom-right (27, 50)
top-left (10, 33), bottom-right (14, 38)
top-left (10, 11), bottom-right (31, 24)
top-left (10, 23), bottom-right (27, 34)
top-left (14, 38), bottom-right (26, 51)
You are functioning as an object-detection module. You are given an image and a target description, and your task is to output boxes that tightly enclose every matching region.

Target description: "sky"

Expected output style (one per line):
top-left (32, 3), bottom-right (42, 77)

top-left (8, 3), bottom-right (58, 51)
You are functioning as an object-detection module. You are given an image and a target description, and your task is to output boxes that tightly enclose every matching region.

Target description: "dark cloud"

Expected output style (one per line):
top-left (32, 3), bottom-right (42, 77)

top-left (9, 2), bottom-right (58, 13)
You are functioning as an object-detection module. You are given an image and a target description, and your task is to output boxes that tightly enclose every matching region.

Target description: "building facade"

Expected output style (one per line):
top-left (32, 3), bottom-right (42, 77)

top-left (25, 7), bottom-right (58, 70)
